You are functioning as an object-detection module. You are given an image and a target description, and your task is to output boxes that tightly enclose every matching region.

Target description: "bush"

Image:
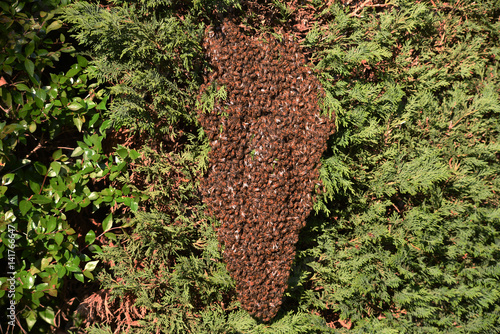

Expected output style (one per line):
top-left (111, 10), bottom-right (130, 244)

top-left (0, 0), bottom-right (141, 332)
top-left (304, 1), bottom-right (500, 332)
top-left (4, 0), bottom-right (497, 332)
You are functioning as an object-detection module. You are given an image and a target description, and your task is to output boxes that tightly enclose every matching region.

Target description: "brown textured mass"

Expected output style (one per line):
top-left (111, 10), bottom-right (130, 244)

top-left (197, 21), bottom-right (334, 322)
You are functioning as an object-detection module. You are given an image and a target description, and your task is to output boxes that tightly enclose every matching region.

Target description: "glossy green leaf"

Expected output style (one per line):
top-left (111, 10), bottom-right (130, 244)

top-left (116, 147), bottom-right (128, 159)
top-left (52, 149), bottom-right (63, 160)
top-left (88, 192), bottom-right (99, 200)
top-left (19, 199), bottom-right (33, 215)
top-left (46, 20), bottom-right (62, 34)
top-left (39, 306), bottom-right (55, 325)
top-left (50, 161), bottom-right (61, 175)
top-left (28, 122), bottom-right (37, 133)
top-left (16, 83), bottom-right (30, 91)
top-left (54, 232), bottom-right (64, 245)
top-left (41, 256), bottom-right (52, 270)
top-left (24, 58), bottom-right (35, 77)
top-left (129, 149), bottom-right (140, 160)
top-left (85, 230), bottom-right (96, 244)
top-left (102, 213), bottom-right (113, 232)
top-left (25, 310), bottom-right (37, 330)
top-left (74, 273), bottom-right (84, 283)
top-left (71, 146), bottom-right (84, 157)
top-left (2, 173), bottom-right (14, 185)
top-left (31, 290), bottom-right (44, 307)
top-left (83, 270), bottom-right (94, 280)
top-left (33, 161), bottom-right (47, 175)
top-left (23, 273), bottom-right (35, 289)
top-left (76, 55), bottom-right (88, 67)
top-left (84, 260), bottom-right (99, 272)
top-left (25, 41), bottom-right (35, 57)
top-left (68, 102), bottom-right (83, 111)
top-left (31, 195), bottom-right (52, 205)
top-left (66, 66), bottom-right (81, 78)
top-left (73, 116), bottom-right (83, 132)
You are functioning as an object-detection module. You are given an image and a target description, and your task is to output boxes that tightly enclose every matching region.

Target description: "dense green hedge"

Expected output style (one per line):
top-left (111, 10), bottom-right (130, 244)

top-left (0, 0), bottom-right (141, 332)
top-left (1, 0), bottom-right (499, 333)
top-left (306, 2), bottom-right (500, 332)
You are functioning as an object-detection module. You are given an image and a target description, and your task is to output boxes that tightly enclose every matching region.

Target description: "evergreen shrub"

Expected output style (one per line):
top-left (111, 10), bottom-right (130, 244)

top-left (59, 0), bottom-right (499, 333)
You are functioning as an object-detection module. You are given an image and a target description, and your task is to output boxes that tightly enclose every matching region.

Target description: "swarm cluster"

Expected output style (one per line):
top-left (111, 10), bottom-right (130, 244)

top-left (198, 21), bottom-right (334, 322)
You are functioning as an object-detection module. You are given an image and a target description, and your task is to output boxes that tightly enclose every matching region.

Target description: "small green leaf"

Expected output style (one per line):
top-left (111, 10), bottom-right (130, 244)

top-left (80, 197), bottom-right (91, 207)
top-left (31, 291), bottom-right (44, 307)
top-left (2, 173), bottom-right (14, 185)
top-left (63, 199), bottom-right (78, 211)
top-left (46, 20), bottom-right (63, 34)
top-left (3, 64), bottom-right (13, 77)
top-left (83, 270), bottom-right (94, 280)
top-left (130, 200), bottom-right (139, 212)
top-left (24, 58), bottom-right (35, 77)
top-left (68, 102), bottom-right (83, 111)
top-left (39, 306), bottom-right (55, 325)
top-left (74, 273), bottom-right (84, 283)
top-left (104, 232), bottom-right (117, 241)
top-left (66, 228), bottom-right (76, 235)
top-left (54, 232), bottom-right (64, 245)
top-left (31, 195), bottom-right (52, 204)
top-left (116, 147), bottom-right (128, 159)
top-left (129, 149), bottom-right (140, 160)
top-left (46, 217), bottom-right (57, 233)
top-left (29, 180), bottom-right (41, 194)
top-left (23, 273), bottom-right (35, 289)
top-left (50, 161), bottom-right (61, 175)
top-left (96, 96), bottom-right (108, 110)
top-left (102, 213), bottom-right (113, 232)
top-left (16, 83), bottom-right (30, 91)
top-left (77, 55), bottom-right (88, 67)
top-left (88, 192), bottom-right (99, 200)
top-left (34, 161), bottom-right (47, 175)
top-left (25, 310), bottom-right (37, 330)
top-left (73, 116), bottom-right (83, 131)
top-left (25, 41), bottom-right (35, 57)
top-left (84, 260), bottom-right (99, 272)
top-left (52, 149), bottom-right (63, 160)
top-left (19, 200), bottom-right (33, 215)
top-left (28, 122), bottom-right (37, 133)
top-left (89, 113), bottom-right (100, 127)
top-left (89, 244), bottom-right (102, 254)
top-left (41, 256), bottom-right (52, 270)
top-left (55, 264), bottom-right (66, 277)
top-left (71, 146), bottom-right (84, 157)
top-left (67, 68), bottom-right (80, 78)
top-left (85, 230), bottom-right (96, 244)
top-left (99, 119), bottom-right (112, 133)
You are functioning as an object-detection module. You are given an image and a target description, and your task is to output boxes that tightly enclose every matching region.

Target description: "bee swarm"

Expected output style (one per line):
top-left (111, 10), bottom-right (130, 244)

top-left (198, 20), bottom-right (334, 322)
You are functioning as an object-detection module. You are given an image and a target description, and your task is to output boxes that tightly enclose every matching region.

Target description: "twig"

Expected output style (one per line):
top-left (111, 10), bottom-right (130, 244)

top-left (350, 0), bottom-right (372, 17)
top-left (349, 0), bottom-right (392, 17)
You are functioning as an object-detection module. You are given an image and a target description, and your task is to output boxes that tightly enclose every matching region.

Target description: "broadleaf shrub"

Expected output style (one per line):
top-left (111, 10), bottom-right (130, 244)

top-left (0, 0), bottom-right (141, 332)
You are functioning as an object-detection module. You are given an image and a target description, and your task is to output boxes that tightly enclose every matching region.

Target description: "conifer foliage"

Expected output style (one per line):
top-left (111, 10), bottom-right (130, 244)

top-left (54, 0), bottom-right (500, 333)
